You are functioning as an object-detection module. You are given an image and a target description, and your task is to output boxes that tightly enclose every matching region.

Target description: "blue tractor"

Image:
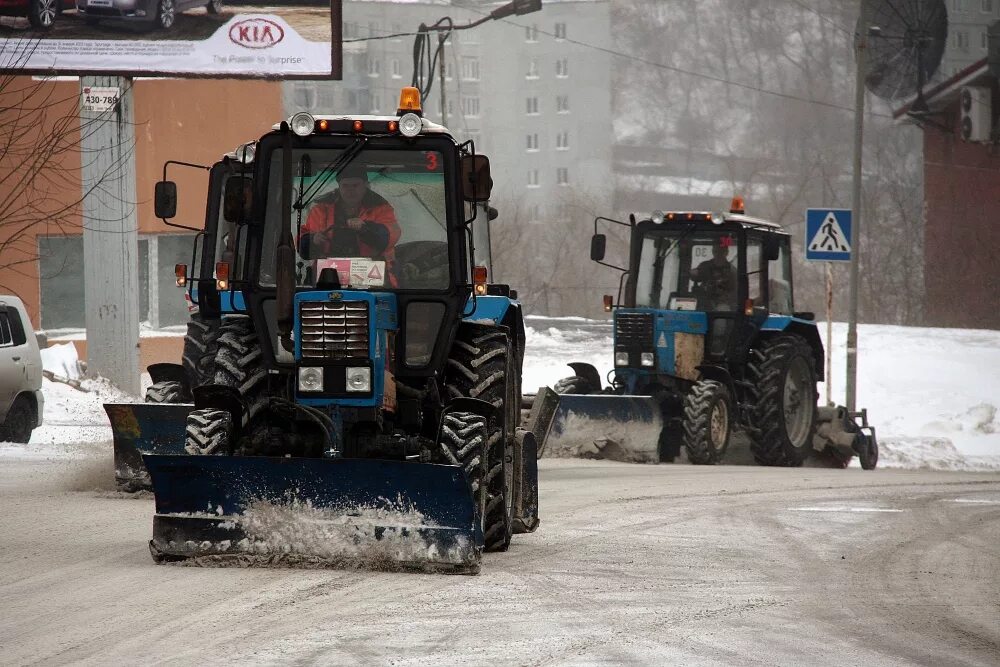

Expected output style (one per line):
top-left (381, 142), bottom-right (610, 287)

top-left (105, 88), bottom-right (544, 572)
top-left (547, 199), bottom-right (877, 469)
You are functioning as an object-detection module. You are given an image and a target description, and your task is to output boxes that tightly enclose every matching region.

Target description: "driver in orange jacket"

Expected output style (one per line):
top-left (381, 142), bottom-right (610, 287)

top-left (298, 163), bottom-right (401, 285)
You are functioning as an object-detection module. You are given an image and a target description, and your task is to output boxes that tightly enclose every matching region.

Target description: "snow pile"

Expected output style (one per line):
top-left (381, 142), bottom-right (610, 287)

top-left (185, 495), bottom-right (475, 571)
top-left (877, 437), bottom-right (1000, 472)
top-left (39, 342), bottom-right (83, 380)
top-left (543, 411), bottom-right (661, 463)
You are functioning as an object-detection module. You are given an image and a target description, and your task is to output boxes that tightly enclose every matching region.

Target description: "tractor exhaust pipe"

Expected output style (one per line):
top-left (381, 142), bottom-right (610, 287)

top-left (276, 125), bottom-right (296, 351)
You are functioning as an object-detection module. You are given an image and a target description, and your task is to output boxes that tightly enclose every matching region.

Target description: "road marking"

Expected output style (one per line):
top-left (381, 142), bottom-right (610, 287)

top-left (789, 507), bottom-right (904, 513)
top-left (948, 498), bottom-right (1000, 505)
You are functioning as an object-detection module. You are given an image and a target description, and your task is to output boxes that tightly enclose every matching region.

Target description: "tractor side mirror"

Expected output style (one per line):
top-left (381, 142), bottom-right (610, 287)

top-left (461, 155), bottom-right (493, 202)
top-left (487, 205), bottom-right (499, 221)
top-left (154, 181), bottom-right (177, 220)
top-left (763, 236), bottom-right (780, 261)
top-left (223, 176), bottom-right (253, 224)
top-left (590, 234), bottom-right (607, 262)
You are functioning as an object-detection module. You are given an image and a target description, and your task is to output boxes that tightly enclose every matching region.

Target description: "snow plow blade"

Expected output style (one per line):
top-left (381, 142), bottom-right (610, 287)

top-left (143, 454), bottom-right (483, 573)
top-left (544, 394), bottom-right (666, 463)
top-left (104, 403), bottom-right (193, 491)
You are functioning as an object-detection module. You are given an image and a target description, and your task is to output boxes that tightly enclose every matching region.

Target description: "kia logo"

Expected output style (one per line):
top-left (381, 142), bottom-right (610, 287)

top-left (229, 18), bottom-right (285, 49)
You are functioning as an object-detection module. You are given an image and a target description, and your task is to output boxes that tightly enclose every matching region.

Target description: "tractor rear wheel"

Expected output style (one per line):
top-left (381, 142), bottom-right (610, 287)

top-left (682, 380), bottom-right (733, 465)
top-left (444, 323), bottom-right (515, 553)
top-left (747, 335), bottom-right (818, 467)
top-left (182, 314), bottom-right (221, 389)
top-left (145, 380), bottom-right (188, 404)
top-left (184, 408), bottom-right (232, 455)
top-left (438, 411), bottom-right (488, 522)
top-left (212, 316), bottom-right (267, 426)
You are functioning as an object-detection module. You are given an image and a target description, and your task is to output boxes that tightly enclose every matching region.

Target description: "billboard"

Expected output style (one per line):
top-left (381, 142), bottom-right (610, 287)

top-left (0, 0), bottom-right (341, 78)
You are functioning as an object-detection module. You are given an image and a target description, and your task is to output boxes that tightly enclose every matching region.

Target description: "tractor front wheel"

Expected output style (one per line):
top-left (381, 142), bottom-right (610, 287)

top-left (184, 408), bottom-right (232, 455)
top-left (682, 380), bottom-right (733, 465)
top-left (145, 380), bottom-right (188, 404)
top-left (444, 323), bottom-right (515, 553)
top-left (438, 411), bottom-right (488, 523)
top-left (748, 335), bottom-right (818, 467)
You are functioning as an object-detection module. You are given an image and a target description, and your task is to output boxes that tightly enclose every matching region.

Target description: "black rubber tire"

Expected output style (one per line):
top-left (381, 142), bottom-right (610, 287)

top-left (144, 380), bottom-right (188, 404)
top-left (444, 323), bottom-right (514, 553)
top-left (682, 380), bottom-right (733, 465)
top-left (155, 0), bottom-right (175, 29)
top-left (553, 375), bottom-right (595, 395)
top-left (184, 408), bottom-right (232, 455)
top-left (28, 0), bottom-right (57, 30)
top-left (212, 317), bottom-right (267, 425)
top-left (856, 433), bottom-right (879, 470)
top-left (1, 395), bottom-right (34, 443)
top-left (206, 0), bottom-right (222, 14)
top-left (438, 411), bottom-right (488, 520)
top-left (182, 314), bottom-right (221, 389)
top-left (747, 335), bottom-right (818, 467)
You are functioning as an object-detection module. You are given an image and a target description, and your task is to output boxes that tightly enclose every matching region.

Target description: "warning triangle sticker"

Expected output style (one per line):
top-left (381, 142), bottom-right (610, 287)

top-left (657, 332), bottom-right (668, 348)
top-left (367, 264), bottom-right (383, 279)
top-left (808, 212), bottom-right (851, 253)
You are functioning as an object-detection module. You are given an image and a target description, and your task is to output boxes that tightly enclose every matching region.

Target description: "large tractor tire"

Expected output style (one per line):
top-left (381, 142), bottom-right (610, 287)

top-left (182, 314), bottom-right (221, 389)
top-left (444, 323), bottom-right (515, 553)
top-left (212, 317), bottom-right (268, 426)
top-left (747, 335), bottom-right (818, 467)
top-left (184, 408), bottom-right (232, 455)
top-left (438, 411), bottom-right (488, 520)
top-left (682, 380), bottom-right (733, 465)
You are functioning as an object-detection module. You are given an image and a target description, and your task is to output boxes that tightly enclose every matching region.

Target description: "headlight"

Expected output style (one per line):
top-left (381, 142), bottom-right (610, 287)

top-left (346, 367), bottom-right (371, 393)
top-left (399, 112), bottom-right (422, 137)
top-left (235, 141), bottom-right (256, 164)
top-left (614, 351), bottom-right (629, 367)
top-left (298, 366), bottom-right (323, 392)
top-left (640, 352), bottom-right (655, 367)
top-left (290, 112), bottom-right (314, 137)
top-left (651, 210), bottom-right (665, 224)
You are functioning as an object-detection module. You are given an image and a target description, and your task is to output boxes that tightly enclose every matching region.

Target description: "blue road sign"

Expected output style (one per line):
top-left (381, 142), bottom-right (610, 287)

top-left (805, 208), bottom-right (852, 262)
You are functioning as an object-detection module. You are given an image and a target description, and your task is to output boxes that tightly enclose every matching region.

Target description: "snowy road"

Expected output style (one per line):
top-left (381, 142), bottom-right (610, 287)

top-left (2, 454), bottom-right (998, 665)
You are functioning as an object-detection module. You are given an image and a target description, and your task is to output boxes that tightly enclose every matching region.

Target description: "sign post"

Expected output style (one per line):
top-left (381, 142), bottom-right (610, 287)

top-left (805, 207), bottom-right (854, 407)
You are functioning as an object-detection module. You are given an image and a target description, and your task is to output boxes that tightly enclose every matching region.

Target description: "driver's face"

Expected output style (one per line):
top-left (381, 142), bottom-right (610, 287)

top-left (338, 178), bottom-right (368, 208)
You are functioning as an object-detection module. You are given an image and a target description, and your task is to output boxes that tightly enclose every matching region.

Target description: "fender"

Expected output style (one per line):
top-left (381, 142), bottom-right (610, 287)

top-left (148, 362), bottom-right (189, 392)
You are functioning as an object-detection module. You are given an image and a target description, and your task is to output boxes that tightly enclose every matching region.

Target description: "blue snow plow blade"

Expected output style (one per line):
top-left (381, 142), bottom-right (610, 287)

top-left (143, 454), bottom-right (483, 573)
top-left (104, 403), bottom-right (192, 491)
top-left (546, 394), bottom-right (665, 463)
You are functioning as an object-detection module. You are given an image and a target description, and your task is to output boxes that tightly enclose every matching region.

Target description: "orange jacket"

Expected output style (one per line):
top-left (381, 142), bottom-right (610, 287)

top-left (299, 190), bottom-right (401, 263)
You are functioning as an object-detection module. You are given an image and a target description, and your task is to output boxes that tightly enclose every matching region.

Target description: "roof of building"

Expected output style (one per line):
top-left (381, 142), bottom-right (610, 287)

top-left (893, 58), bottom-right (996, 120)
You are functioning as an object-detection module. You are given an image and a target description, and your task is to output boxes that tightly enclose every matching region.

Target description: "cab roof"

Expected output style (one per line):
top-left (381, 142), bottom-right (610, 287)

top-left (271, 114), bottom-right (453, 135)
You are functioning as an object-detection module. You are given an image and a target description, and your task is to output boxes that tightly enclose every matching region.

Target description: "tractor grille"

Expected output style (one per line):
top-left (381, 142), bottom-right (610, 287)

top-left (615, 312), bottom-right (654, 350)
top-left (299, 300), bottom-right (369, 359)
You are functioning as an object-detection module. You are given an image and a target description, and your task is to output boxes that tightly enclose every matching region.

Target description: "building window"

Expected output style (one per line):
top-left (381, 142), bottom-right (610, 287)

top-left (343, 22), bottom-right (359, 39)
top-left (461, 96), bottom-right (481, 118)
top-left (391, 59), bottom-right (401, 78)
top-left (293, 84), bottom-right (316, 110)
top-left (371, 94), bottom-right (382, 113)
top-left (983, 30), bottom-right (989, 49)
top-left (983, 0), bottom-right (994, 11)
top-left (554, 22), bottom-right (566, 40)
top-left (527, 58), bottom-right (539, 79)
top-left (461, 57), bottom-right (480, 81)
top-left (526, 24), bottom-right (539, 42)
top-left (556, 95), bottom-right (570, 113)
top-left (368, 58), bottom-right (380, 77)
top-left (445, 61), bottom-right (453, 81)
top-left (952, 0), bottom-right (968, 11)
top-left (556, 130), bottom-right (569, 150)
top-left (527, 203), bottom-right (541, 221)
top-left (556, 167), bottom-right (569, 185)
top-left (459, 29), bottom-right (480, 45)
top-left (556, 59), bottom-right (568, 78)
top-left (526, 133), bottom-right (539, 151)
top-left (368, 21), bottom-right (379, 36)
top-left (391, 23), bottom-right (402, 41)
top-left (527, 169), bottom-right (540, 187)
top-left (526, 96), bottom-right (539, 114)
top-left (954, 30), bottom-right (970, 50)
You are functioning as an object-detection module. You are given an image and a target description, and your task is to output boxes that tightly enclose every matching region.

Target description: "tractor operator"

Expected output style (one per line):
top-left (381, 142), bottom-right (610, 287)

top-left (690, 243), bottom-right (735, 310)
top-left (298, 163), bottom-right (401, 283)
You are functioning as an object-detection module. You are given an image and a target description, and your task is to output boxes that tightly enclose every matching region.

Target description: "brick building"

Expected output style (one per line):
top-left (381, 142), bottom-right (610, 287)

top-left (896, 58), bottom-right (1000, 329)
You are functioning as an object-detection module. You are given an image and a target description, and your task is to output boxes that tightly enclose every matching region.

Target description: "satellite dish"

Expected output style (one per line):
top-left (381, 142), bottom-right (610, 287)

top-left (858, 0), bottom-right (948, 103)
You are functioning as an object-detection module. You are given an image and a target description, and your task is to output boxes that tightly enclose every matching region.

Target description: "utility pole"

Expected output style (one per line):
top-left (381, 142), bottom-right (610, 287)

top-left (846, 18), bottom-right (867, 413)
top-left (80, 76), bottom-right (141, 396)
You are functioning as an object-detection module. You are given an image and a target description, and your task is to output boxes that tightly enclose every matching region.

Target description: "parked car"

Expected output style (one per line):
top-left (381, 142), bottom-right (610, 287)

top-left (76, 0), bottom-right (220, 30)
top-left (0, 296), bottom-right (43, 444)
top-left (0, 0), bottom-right (76, 31)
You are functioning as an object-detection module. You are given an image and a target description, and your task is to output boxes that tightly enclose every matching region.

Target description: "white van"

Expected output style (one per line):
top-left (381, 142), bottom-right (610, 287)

top-left (0, 295), bottom-right (43, 443)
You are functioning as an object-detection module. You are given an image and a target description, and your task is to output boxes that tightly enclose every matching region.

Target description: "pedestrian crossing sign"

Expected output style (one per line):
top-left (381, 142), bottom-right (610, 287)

top-left (805, 208), bottom-right (852, 262)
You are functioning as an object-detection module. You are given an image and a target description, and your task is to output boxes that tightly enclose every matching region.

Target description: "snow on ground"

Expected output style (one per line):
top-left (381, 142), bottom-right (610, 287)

top-left (2, 318), bottom-right (999, 472)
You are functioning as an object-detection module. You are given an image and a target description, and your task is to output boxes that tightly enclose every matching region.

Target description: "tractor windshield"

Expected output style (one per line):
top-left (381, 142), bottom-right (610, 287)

top-left (260, 147), bottom-right (450, 290)
top-left (634, 230), bottom-right (737, 312)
